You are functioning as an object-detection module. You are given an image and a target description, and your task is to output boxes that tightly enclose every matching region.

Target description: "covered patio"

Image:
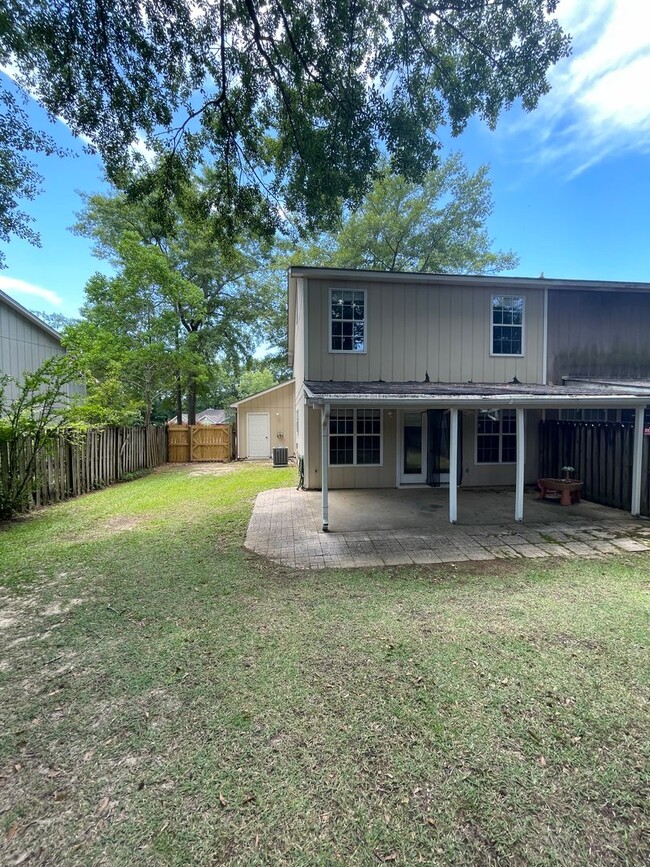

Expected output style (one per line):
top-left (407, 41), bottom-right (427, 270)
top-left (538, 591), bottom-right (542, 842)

top-left (246, 486), bottom-right (650, 570)
top-left (304, 380), bottom-right (650, 530)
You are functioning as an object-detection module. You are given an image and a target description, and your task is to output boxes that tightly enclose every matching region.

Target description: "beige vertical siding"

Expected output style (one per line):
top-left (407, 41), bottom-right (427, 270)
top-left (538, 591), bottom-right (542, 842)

top-left (0, 300), bottom-right (65, 402)
top-left (235, 381), bottom-right (295, 459)
top-left (306, 278), bottom-right (545, 385)
top-left (461, 409), bottom-right (540, 486)
top-left (306, 406), bottom-right (397, 489)
top-left (547, 289), bottom-right (650, 383)
top-left (303, 405), bottom-right (540, 490)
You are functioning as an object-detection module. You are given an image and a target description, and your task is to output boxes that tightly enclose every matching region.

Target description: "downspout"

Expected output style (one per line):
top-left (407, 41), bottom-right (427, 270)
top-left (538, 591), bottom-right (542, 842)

top-left (631, 405), bottom-right (645, 517)
top-left (515, 408), bottom-right (526, 522)
top-left (321, 403), bottom-right (330, 531)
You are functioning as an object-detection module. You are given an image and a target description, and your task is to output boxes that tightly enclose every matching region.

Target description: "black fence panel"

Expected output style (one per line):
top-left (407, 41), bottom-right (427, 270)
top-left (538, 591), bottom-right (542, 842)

top-left (539, 419), bottom-right (649, 516)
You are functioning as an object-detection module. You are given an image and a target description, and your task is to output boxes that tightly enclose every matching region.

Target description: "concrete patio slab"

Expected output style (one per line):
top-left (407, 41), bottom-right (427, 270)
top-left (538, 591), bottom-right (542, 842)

top-left (245, 487), bottom-right (650, 570)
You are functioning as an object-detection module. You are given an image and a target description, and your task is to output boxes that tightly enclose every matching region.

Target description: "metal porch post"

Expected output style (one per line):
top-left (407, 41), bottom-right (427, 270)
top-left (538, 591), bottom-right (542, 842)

top-left (321, 404), bottom-right (330, 531)
top-left (631, 405), bottom-right (645, 517)
top-left (449, 409), bottom-right (458, 524)
top-left (515, 408), bottom-right (525, 522)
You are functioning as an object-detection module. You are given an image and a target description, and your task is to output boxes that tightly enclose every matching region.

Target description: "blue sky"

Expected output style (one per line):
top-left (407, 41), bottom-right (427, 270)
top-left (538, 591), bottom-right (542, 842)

top-left (1, 0), bottom-right (649, 318)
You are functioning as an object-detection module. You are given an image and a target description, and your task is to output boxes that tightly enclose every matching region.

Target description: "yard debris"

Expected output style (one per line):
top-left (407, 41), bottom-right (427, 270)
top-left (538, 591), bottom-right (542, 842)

top-left (96, 796), bottom-right (111, 817)
top-left (5, 822), bottom-right (19, 842)
top-left (219, 793), bottom-right (227, 807)
top-left (538, 756), bottom-right (547, 767)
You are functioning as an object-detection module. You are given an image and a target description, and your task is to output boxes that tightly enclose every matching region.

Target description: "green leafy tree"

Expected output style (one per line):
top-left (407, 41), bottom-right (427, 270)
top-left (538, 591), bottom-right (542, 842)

top-left (71, 169), bottom-right (283, 423)
top-left (0, 355), bottom-right (78, 516)
top-left (286, 155), bottom-right (519, 274)
top-left (2, 1), bottom-right (569, 254)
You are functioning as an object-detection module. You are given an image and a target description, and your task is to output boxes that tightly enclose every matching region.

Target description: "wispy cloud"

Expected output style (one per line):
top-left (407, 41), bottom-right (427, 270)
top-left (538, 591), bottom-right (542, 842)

top-left (514, 0), bottom-right (650, 173)
top-left (0, 276), bottom-right (62, 307)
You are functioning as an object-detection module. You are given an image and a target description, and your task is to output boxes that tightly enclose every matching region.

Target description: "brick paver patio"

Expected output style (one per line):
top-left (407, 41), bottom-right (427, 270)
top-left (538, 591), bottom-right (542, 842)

top-left (245, 487), bottom-right (650, 569)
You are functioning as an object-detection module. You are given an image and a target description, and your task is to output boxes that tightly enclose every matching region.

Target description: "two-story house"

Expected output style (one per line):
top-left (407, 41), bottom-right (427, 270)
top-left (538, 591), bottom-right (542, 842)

top-left (289, 267), bottom-right (650, 529)
top-left (235, 268), bottom-right (650, 528)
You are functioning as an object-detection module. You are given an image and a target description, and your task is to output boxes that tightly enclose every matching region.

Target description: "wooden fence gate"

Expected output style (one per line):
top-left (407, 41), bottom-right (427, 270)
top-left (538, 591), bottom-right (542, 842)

top-left (539, 419), bottom-right (650, 516)
top-left (168, 424), bottom-right (233, 463)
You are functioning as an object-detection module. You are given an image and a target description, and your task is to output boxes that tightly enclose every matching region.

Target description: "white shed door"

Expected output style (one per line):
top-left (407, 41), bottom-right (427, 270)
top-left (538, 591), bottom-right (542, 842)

top-left (247, 413), bottom-right (270, 458)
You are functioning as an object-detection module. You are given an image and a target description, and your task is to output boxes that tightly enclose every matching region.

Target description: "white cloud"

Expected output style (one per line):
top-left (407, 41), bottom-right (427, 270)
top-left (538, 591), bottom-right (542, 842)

top-left (514, 0), bottom-right (650, 172)
top-left (0, 276), bottom-right (62, 307)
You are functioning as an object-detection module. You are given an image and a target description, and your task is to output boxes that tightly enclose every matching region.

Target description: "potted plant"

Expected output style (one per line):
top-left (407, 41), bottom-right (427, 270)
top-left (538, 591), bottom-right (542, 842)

top-left (561, 465), bottom-right (575, 481)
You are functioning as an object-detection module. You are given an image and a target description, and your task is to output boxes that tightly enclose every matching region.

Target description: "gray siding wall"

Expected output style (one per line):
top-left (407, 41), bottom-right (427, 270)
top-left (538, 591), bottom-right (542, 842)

top-left (306, 277), bottom-right (545, 384)
top-left (0, 301), bottom-right (64, 403)
top-left (547, 289), bottom-right (650, 383)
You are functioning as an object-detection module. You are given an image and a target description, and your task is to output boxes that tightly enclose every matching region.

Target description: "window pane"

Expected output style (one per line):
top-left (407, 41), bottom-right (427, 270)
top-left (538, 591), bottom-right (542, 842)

top-left (501, 435), bottom-right (516, 463)
top-left (477, 435), bottom-right (499, 463)
top-left (331, 290), bottom-right (365, 352)
top-left (357, 436), bottom-right (380, 464)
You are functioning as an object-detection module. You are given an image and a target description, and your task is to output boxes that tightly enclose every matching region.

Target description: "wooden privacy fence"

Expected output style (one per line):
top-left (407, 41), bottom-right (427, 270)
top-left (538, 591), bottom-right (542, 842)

top-left (0, 425), bottom-right (167, 512)
top-left (168, 424), bottom-right (233, 463)
top-left (539, 419), bottom-right (650, 516)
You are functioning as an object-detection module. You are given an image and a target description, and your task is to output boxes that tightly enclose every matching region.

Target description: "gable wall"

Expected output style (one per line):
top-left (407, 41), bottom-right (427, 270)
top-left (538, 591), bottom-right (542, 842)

top-left (305, 277), bottom-right (545, 384)
top-left (235, 381), bottom-right (295, 459)
top-left (0, 301), bottom-right (64, 402)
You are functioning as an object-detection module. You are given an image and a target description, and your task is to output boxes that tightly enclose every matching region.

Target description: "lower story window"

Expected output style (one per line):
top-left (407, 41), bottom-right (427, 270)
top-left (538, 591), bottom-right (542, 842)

top-left (476, 409), bottom-right (516, 464)
top-left (329, 408), bottom-right (381, 465)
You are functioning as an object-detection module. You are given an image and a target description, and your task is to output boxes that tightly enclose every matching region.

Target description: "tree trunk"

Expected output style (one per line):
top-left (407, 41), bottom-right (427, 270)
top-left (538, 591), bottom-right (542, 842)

top-left (187, 376), bottom-right (197, 426)
top-left (175, 371), bottom-right (183, 424)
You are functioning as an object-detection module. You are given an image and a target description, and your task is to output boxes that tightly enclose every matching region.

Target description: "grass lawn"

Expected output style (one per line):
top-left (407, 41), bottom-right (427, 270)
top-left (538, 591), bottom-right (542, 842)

top-left (1, 462), bottom-right (648, 866)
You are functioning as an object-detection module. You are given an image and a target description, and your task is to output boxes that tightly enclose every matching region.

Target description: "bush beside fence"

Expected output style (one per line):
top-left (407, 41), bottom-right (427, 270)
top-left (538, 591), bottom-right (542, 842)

top-left (0, 425), bottom-right (167, 513)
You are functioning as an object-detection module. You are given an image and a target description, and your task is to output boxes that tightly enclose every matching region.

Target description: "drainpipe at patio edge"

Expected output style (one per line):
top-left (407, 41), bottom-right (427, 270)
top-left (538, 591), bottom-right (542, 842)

top-left (321, 403), bottom-right (330, 531)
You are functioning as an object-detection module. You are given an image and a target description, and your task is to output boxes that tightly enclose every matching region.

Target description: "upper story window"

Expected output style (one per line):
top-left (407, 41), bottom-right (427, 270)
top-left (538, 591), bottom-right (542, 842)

top-left (330, 289), bottom-right (366, 352)
top-left (491, 295), bottom-right (524, 356)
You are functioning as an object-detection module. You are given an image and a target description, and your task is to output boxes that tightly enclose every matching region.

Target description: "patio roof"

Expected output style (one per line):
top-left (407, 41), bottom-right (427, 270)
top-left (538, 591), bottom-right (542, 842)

top-left (304, 380), bottom-right (650, 409)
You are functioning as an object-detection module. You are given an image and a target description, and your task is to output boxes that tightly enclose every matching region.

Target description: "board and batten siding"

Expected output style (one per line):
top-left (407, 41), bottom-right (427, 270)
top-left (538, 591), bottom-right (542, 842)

top-left (547, 288), bottom-right (650, 384)
top-left (0, 298), bottom-right (65, 402)
top-left (235, 381), bottom-right (295, 459)
top-left (305, 278), bottom-right (545, 385)
top-left (305, 405), bottom-right (540, 490)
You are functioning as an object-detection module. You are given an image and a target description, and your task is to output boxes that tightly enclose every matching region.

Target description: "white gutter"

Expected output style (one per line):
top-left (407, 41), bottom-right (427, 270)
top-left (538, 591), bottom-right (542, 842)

top-left (305, 392), bottom-right (650, 410)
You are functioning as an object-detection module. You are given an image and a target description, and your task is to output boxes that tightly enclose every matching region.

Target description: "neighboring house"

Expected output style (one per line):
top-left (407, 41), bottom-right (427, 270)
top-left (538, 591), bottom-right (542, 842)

top-left (0, 289), bottom-right (68, 403)
top-left (283, 267), bottom-right (650, 528)
top-left (231, 380), bottom-right (295, 459)
top-left (167, 408), bottom-right (230, 425)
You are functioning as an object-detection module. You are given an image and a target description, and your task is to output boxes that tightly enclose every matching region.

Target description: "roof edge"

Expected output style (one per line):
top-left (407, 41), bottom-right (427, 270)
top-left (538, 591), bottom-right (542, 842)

top-left (0, 289), bottom-right (63, 342)
top-left (287, 266), bottom-right (650, 294)
top-left (231, 379), bottom-right (295, 407)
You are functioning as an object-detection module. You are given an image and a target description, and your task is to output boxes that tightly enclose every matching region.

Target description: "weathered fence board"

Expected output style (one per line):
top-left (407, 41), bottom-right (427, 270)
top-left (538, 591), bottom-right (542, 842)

top-left (539, 419), bottom-right (650, 516)
top-left (167, 424), bottom-right (233, 463)
top-left (0, 425), bottom-right (167, 514)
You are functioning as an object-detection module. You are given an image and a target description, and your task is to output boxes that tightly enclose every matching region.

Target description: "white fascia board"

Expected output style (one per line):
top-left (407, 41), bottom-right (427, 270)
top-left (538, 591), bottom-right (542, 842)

top-left (304, 392), bottom-right (650, 410)
top-left (230, 379), bottom-right (296, 408)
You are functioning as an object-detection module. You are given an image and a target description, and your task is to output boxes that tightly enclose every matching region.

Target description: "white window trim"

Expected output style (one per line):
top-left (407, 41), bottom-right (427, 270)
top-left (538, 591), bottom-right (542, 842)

top-left (328, 287), bottom-right (368, 354)
top-left (329, 408), bottom-right (383, 467)
top-left (489, 294), bottom-right (525, 358)
top-left (474, 410), bottom-right (517, 466)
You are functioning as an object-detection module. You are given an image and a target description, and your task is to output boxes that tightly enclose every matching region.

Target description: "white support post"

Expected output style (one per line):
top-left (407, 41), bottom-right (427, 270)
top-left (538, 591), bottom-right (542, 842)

top-left (449, 409), bottom-right (458, 524)
top-left (321, 404), bottom-right (330, 531)
top-left (515, 407), bottom-right (526, 522)
top-left (631, 405), bottom-right (645, 517)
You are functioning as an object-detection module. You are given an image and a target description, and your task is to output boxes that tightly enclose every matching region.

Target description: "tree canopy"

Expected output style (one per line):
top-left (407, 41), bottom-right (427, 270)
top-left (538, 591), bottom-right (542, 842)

top-left (1, 1), bottom-right (570, 255)
top-left (283, 154), bottom-right (518, 274)
top-left (66, 168), bottom-right (283, 424)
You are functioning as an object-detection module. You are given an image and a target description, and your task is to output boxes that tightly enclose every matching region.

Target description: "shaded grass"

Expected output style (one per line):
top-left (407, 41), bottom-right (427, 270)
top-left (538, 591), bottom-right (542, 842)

top-left (0, 463), bottom-right (649, 866)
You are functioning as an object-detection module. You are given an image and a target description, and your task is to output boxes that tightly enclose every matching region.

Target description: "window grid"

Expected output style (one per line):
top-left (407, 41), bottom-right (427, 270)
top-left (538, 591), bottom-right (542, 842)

top-left (330, 289), bottom-right (365, 352)
top-left (491, 295), bottom-right (523, 355)
top-left (329, 408), bottom-right (381, 466)
top-left (476, 409), bottom-right (517, 464)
